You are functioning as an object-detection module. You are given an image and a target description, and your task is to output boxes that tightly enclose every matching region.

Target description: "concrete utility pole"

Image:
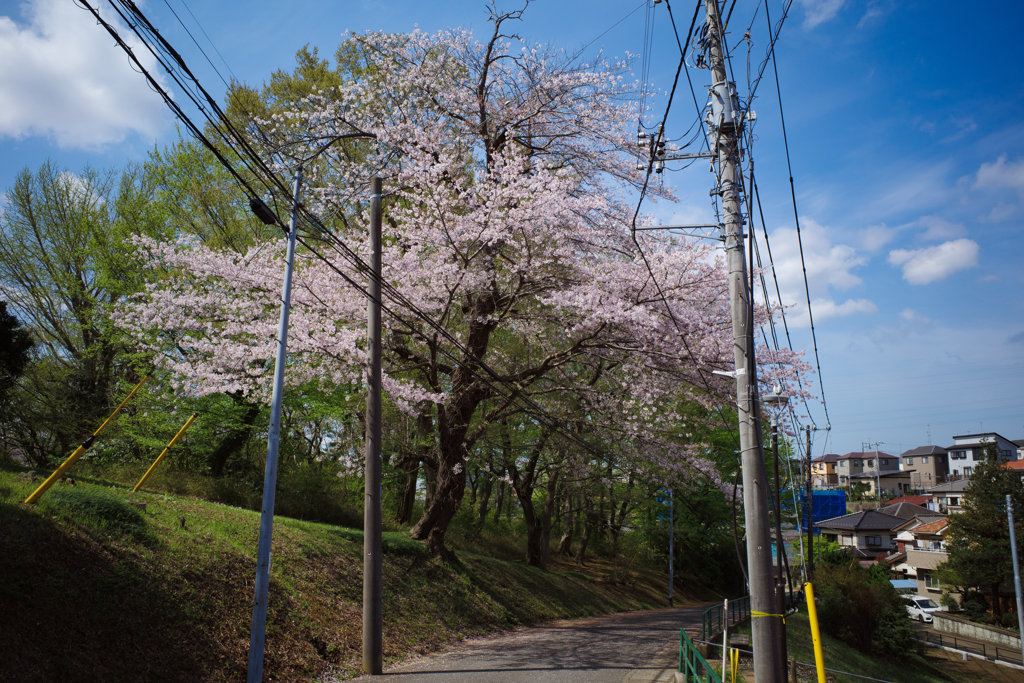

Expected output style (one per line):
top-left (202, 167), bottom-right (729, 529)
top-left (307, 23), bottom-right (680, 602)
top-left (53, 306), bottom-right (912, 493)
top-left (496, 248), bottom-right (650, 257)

top-left (363, 177), bottom-right (384, 675)
top-left (248, 168), bottom-right (303, 683)
top-left (704, 1), bottom-right (782, 680)
top-left (772, 420), bottom-right (788, 679)
top-left (806, 425), bottom-right (813, 578)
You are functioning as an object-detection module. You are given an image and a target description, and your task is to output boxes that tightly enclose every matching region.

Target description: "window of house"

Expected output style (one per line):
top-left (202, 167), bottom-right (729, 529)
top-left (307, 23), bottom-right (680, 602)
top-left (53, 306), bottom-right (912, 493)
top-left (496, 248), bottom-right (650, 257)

top-left (924, 572), bottom-right (941, 590)
top-left (841, 534), bottom-right (853, 546)
top-left (868, 460), bottom-right (874, 467)
top-left (949, 497), bottom-right (959, 506)
top-left (866, 536), bottom-right (881, 546)
top-left (854, 460), bottom-right (861, 467)
top-left (937, 456), bottom-right (944, 463)
top-left (972, 450), bottom-right (979, 460)
top-left (922, 456), bottom-right (929, 464)
top-left (839, 460), bottom-right (846, 468)
top-left (905, 457), bottom-right (914, 465)
top-left (840, 476), bottom-right (848, 483)
top-left (964, 467), bottom-right (972, 476)
top-left (881, 459), bottom-right (889, 465)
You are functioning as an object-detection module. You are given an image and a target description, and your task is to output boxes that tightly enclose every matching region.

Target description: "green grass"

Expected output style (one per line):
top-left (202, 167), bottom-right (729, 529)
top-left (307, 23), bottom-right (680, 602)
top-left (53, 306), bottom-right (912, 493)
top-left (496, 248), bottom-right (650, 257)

top-left (0, 469), bottom-right (701, 682)
top-left (782, 610), bottom-right (974, 683)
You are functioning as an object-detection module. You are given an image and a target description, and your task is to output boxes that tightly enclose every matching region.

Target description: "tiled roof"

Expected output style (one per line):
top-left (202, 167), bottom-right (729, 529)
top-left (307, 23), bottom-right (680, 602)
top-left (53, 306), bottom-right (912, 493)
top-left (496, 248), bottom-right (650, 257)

top-left (877, 502), bottom-right (933, 519)
top-left (812, 453), bottom-right (841, 463)
top-left (1003, 460), bottom-right (1024, 470)
top-left (884, 495), bottom-right (930, 506)
top-left (816, 510), bottom-right (906, 531)
top-left (839, 450), bottom-right (897, 459)
top-left (913, 518), bottom-right (948, 534)
top-left (900, 445), bottom-right (948, 457)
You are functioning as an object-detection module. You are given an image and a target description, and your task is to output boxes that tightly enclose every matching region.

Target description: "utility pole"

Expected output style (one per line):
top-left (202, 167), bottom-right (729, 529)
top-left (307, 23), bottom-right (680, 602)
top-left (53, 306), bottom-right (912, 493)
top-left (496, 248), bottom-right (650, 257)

top-left (1007, 495), bottom-right (1024, 666)
top-left (669, 488), bottom-right (674, 607)
top-left (772, 419), bottom-right (788, 679)
top-left (363, 177), bottom-right (384, 675)
top-left (704, 1), bottom-right (781, 680)
top-left (806, 424), bottom-right (813, 578)
top-left (247, 168), bottom-right (303, 683)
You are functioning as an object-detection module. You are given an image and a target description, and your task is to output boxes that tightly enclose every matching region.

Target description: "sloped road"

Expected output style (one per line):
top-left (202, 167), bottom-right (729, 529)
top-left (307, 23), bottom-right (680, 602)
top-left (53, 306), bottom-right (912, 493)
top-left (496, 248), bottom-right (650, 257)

top-left (351, 603), bottom-right (711, 683)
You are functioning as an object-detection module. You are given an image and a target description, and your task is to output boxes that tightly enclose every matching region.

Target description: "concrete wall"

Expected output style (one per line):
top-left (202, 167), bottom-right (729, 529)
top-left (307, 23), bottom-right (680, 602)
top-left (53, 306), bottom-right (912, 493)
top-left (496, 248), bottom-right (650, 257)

top-left (933, 612), bottom-right (1022, 648)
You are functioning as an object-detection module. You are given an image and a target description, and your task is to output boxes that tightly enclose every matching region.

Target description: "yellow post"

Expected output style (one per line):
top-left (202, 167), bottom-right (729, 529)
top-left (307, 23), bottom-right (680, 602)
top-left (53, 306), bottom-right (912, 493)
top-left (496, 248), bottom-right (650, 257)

top-left (133, 413), bottom-right (199, 492)
top-left (803, 582), bottom-right (827, 683)
top-left (24, 374), bottom-right (150, 504)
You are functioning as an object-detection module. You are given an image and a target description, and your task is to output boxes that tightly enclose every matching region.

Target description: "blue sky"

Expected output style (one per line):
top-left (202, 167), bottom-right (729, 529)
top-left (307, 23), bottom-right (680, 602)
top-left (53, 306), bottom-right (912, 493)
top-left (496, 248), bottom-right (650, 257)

top-left (1, 0), bottom-right (1022, 457)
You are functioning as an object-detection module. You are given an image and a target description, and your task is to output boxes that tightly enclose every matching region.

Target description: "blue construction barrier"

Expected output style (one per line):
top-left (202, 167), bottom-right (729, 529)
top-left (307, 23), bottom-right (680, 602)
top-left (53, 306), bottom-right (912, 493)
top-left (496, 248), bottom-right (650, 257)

top-left (797, 489), bottom-right (846, 533)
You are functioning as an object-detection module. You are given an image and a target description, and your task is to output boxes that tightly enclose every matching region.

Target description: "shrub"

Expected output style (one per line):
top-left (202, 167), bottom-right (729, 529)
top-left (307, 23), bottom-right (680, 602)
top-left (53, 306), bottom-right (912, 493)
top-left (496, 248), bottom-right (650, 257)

top-left (814, 561), bottom-right (914, 656)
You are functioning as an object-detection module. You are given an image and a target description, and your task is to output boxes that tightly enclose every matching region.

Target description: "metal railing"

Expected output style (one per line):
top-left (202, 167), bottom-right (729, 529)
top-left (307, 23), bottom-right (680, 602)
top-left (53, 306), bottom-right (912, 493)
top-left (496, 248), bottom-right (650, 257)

top-left (700, 595), bottom-right (751, 642)
top-left (678, 628), bottom-right (722, 682)
top-left (917, 631), bottom-right (1024, 667)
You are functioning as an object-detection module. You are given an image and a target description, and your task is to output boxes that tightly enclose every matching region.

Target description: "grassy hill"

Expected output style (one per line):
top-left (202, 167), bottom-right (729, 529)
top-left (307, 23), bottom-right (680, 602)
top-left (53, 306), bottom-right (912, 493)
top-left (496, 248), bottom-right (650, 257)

top-left (0, 469), bottom-right (703, 682)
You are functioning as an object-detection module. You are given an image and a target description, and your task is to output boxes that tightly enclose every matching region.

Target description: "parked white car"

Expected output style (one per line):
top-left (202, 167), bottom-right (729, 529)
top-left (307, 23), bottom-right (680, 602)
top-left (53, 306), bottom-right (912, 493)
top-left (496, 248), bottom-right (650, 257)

top-left (904, 596), bottom-right (941, 623)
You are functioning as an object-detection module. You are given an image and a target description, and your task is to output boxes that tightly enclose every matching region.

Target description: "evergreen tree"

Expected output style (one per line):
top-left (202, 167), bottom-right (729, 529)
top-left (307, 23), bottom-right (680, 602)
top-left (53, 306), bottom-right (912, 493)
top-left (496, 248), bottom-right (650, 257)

top-left (938, 441), bottom-right (1024, 621)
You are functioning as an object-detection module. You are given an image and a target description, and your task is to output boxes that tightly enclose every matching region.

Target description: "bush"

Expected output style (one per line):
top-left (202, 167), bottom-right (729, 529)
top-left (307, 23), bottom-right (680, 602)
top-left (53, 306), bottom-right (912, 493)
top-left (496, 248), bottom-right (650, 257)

top-left (961, 591), bottom-right (989, 622)
top-left (814, 562), bottom-right (914, 656)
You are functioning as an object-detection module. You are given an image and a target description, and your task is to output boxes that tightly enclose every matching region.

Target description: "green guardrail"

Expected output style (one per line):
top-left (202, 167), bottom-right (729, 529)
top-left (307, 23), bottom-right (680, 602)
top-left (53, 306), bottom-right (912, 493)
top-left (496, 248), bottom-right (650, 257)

top-left (678, 628), bottom-right (722, 683)
top-left (700, 595), bottom-right (751, 642)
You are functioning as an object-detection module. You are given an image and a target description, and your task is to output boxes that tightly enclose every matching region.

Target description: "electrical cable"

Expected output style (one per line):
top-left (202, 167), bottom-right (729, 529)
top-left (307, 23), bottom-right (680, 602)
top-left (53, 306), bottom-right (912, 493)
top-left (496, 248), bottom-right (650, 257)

top-left (764, 0), bottom-right (832, 430)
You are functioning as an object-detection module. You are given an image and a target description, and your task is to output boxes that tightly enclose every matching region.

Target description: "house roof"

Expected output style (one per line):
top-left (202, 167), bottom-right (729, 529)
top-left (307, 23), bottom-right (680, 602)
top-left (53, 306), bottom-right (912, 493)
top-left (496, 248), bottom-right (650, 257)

top-left (929, 479), bottom-right (970, 493)
top-left (838, 451), bottom-right (897, 459)
top-left (812, 453), bottom-right (841, 464)
top-left (913, 518), bottom-right (949, 534)
top-left (885, 494), bottom-right (930, 506)
top-left (952, 432), bottom-right (1013, 442)
top-left (900, 445), bottom-right (948, 457)
top-left (849, 471), bottom-right (909, 480)
top-left (1003, 460), bottom-right (1024, 470)
top-left (877, 502), bottom-right (933, 519)
top-left (1014, 439), bottom-right (1024, 448)
top-left (816, 510), bottom-right (906, 531)
top-left (893, 515), bottom-right (947, 532)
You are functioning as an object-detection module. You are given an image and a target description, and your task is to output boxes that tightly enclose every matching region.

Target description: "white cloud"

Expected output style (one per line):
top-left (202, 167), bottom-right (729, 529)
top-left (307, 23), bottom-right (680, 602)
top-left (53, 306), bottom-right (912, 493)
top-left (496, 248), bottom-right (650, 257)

top-left (858, 223), bottom-right (898, 252)
top-left (0, 0), bottom-right (168, 148)
top-left (763, 218), bottom-right (874, 327)
top-left (887, 238), bottom-right (979, 285)
top-left (973, 155), bottom-right (1024, 193)
top-left (796, 0), bottom-right (846, 28)
top-left (810, 297), bottom-right (877, 322)
top-left (917, 215), bottom-right (966, 241)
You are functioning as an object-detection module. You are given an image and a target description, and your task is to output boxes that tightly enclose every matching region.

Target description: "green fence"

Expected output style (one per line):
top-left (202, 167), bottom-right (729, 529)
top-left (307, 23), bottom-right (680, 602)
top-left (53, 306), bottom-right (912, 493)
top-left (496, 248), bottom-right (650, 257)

top-left (700, 595), bottom-right (751, 642)
top-left (678, 628), bottom-right (722, 683)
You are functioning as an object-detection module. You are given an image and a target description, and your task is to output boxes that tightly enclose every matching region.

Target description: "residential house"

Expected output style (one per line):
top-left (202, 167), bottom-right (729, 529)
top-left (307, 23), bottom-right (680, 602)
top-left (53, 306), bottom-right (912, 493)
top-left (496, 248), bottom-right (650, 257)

top-left (816, 510), bottom-right (906, 563)
top-left (1014, 439), bottom-right (1024, 460)
top-left (893, 517), bottom-right (952, 599)
top-left (836, 451), bottom-right (899, 488)
top-left (929, 479), bottom-right (970, 513)
top-left (947, 433), bottom-right (1018, 478)
top-left (899, 446), bottom-right (948, 489)
top-left (847, 470), bottom-right (912, 500)
top-left (811, 453), bottom-right (840, 488)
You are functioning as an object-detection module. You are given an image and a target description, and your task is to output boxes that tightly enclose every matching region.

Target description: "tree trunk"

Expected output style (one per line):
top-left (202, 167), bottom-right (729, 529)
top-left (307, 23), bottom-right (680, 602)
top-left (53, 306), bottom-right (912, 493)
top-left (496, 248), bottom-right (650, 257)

top-left (474, 470), bottom-right (493, 534)
top-left (576, 498), bottom-right (598, 565)
top-left (540, 468), bottom-right (561, 569)
top-left (556, 490), bottom-right (575, 556)
top-left (208, 395), bottom-right (261, 477)
top-left (395, 456), bottom-right (420, 524)
top-left (493, 480), bottom-right (506, 525)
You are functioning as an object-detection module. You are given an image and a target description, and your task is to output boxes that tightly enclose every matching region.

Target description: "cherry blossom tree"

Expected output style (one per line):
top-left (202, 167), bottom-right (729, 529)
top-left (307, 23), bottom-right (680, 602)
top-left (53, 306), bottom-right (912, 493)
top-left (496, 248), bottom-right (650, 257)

top-left (118, 7), bottom-right (809, 557)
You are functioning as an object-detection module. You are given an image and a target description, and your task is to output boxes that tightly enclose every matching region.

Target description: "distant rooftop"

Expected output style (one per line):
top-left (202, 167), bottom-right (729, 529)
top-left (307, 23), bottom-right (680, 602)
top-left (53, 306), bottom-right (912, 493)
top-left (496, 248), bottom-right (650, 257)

top-left (900, 445), bottom-right (947, 457)
top-left (816, 510), bottom-right (906, 531)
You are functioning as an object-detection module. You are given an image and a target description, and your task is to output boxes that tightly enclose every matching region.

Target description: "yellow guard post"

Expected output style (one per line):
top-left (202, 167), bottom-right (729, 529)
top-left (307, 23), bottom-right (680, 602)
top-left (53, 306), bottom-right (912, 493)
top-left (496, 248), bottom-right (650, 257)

top-left (24, 374), bottom-right (150, 504)
top-left (133, 413), bottom-right (199, 492)
top-left (803, 582), bottom-right (827, 683)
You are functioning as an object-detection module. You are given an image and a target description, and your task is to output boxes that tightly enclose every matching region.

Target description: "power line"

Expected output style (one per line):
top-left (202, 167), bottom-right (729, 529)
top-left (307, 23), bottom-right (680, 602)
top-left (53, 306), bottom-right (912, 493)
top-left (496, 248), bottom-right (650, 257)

top-left (764, 0), bottom-right (831, 430)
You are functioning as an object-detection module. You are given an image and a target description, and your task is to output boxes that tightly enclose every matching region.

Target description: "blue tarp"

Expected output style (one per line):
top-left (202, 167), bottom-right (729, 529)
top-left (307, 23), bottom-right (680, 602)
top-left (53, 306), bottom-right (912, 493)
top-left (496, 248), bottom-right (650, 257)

top-left (797, 489), bottom-right (847, 533)
top-left (890, 579), bottom-right (918, 594)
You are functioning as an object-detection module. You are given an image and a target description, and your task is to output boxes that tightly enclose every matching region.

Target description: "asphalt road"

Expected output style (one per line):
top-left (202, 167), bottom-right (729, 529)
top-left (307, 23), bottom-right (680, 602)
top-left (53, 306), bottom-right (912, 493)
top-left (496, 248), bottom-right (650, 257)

top-left (350, 604), bottom-right (711, 683)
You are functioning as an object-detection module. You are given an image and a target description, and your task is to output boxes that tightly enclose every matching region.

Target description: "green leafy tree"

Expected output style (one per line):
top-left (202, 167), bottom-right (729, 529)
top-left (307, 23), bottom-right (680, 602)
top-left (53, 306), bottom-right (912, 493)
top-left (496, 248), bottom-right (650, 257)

top-left (938, 440), bottom-right (1024, 622)
top-left (0, 161), bottom-right (155, 464)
